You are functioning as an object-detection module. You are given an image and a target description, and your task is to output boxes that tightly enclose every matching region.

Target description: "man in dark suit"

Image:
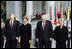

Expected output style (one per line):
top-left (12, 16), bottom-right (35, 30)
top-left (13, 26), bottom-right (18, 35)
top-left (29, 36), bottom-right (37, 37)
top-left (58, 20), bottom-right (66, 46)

top-left (35, 14), bottom-right (53, 48)
top-left (4, 13), bottom-right (20, 48)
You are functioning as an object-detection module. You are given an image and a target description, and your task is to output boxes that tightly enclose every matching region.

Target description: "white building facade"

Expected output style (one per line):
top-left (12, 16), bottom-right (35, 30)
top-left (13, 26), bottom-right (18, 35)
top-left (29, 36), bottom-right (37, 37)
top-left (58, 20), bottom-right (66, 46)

top-left (6, 1), bottom-right (71, 48)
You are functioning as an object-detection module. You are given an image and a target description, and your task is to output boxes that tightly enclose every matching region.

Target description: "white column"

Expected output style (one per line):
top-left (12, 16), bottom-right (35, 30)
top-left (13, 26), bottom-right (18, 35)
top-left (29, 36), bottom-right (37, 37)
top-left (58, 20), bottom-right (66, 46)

top-left (45, 1), bottom-right (49, 20)
top-left (26, 1), bottom-right (33, 23)
top-left (6, 1), bottom-right (14, 19)
top-left (39, 1), bottom-right (42, 13)
top-left (14, 1), bottom-right (22, 23)
top-left (45, 1), bottom-right (48, 12)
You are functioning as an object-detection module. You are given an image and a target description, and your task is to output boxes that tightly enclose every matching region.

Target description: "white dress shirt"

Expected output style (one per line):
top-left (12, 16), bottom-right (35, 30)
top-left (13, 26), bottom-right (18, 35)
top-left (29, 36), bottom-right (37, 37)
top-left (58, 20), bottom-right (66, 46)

top-left (42, 22), bottom-right (46, 27)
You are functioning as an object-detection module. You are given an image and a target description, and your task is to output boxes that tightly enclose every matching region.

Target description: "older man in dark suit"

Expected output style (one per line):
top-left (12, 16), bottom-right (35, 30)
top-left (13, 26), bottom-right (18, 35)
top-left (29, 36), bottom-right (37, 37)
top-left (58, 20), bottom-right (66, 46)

top-left (4, 13), bottom-right (20, 48)
top-left (36, 14), bottom-right (53, 48)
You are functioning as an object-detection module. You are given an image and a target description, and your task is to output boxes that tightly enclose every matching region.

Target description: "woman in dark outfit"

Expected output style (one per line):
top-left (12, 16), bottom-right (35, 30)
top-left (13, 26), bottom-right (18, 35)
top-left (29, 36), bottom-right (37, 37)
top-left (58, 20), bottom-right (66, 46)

top-left (19, 16), bottom-right (31, 48)
top-left (1, 22), bottom-right (6, 48)
top-left (54, 18), bottom-right (68, 48)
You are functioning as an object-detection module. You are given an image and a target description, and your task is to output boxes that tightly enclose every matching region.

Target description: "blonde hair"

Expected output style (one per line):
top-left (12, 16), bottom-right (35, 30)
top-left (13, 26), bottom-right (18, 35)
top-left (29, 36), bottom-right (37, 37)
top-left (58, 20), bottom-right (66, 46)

top-left (59, 18), bottom-right (64, 24)
top-left (22, 15), bottom-right (28, 21)
top-left (1, 21), bottom-right (5, 28)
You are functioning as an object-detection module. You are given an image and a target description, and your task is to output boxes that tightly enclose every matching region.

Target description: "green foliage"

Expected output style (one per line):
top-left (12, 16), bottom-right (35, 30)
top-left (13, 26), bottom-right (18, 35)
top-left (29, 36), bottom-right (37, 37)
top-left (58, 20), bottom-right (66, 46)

top-left (1, 18), bottom-right (4, 22)
top-left (1, 1), bottom-right (6, 20)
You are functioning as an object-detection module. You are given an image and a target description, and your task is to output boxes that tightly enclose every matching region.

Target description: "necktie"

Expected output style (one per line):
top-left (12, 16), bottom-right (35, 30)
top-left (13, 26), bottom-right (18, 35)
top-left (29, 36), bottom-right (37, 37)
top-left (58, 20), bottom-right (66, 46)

top-left (10, 21), bottom-right (12, 28)
top-left (43, 22), bottom-right (45, 31)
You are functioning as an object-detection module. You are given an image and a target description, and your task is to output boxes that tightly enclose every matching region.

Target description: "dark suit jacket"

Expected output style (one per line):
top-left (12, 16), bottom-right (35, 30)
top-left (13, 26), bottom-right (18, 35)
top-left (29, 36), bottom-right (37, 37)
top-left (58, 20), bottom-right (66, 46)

top-left (54, 26), bottom-right (68, 42)
top-left (36, 20), bottom-right (53, 41)
top-left (5, 19), bottom-right (20, 40)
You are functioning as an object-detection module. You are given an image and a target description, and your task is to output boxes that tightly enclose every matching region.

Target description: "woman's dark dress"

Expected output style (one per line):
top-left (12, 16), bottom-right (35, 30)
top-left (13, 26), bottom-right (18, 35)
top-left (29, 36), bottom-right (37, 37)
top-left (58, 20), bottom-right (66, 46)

top-left (54, 26), bottom-right (68, 48)
top-left (19, 23), bottom-right (31, 48)
top-left (1, 27), bottom-right (5, 48)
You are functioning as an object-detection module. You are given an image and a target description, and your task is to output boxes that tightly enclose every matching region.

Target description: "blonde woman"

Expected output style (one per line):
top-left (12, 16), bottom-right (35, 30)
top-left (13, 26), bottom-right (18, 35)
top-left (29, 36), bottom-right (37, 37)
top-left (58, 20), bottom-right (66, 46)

top-left (1, 22), bottom-right (5, 48)
top-left (19, 16), bottom-right (31, 48)
top-left (54, 18), bottom-right (68, 48)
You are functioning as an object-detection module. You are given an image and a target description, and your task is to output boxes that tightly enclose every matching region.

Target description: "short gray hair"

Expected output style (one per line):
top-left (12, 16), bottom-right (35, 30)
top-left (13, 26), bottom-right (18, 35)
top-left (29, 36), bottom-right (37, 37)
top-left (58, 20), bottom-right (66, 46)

top-left (41, 14), bottom-right (47, 19)
top-left (9, 13), bottom-right (14, 17)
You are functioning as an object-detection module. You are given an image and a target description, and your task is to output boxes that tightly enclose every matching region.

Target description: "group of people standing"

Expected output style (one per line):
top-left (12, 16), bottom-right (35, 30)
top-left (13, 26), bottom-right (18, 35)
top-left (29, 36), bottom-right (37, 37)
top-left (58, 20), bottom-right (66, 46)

top-left (1, 13), bottom-right (68, 48)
